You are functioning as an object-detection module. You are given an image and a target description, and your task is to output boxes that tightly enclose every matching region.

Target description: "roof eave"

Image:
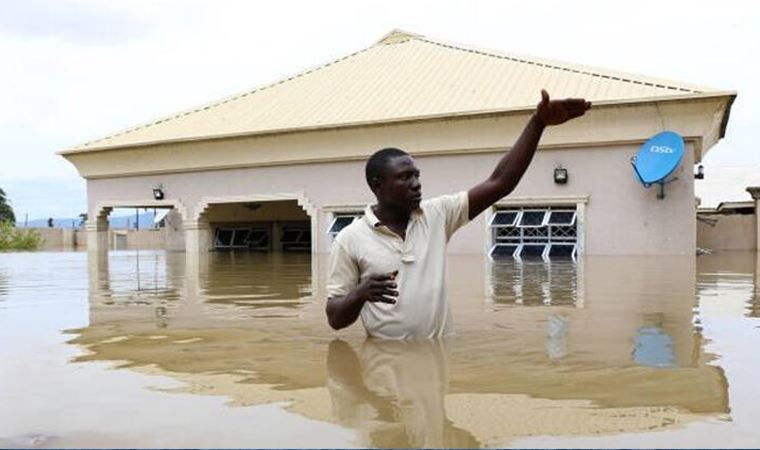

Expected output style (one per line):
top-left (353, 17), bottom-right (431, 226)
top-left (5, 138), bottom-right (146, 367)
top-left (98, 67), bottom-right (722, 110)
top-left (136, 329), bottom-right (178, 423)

top-left (58, 91), bottom-right (737, 156)
top-left (719, 92), bottom-right (737, 139)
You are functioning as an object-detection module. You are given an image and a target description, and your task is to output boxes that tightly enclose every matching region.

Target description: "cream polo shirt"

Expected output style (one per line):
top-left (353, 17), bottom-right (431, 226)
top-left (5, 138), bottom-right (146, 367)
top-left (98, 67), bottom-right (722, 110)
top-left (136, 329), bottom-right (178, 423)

top-left (327, 191), bottom-right (470, 340)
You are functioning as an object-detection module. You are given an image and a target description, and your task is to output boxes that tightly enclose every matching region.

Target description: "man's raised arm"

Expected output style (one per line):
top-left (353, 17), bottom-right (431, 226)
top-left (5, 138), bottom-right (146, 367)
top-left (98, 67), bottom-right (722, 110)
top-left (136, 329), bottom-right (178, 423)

top-left (467, 90), bottom-right (591, 220)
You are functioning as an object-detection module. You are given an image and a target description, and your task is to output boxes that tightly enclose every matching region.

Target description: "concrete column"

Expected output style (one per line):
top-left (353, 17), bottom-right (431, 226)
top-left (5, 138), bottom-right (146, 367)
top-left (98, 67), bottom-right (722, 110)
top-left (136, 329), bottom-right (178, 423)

top-left (184, 250), bottom-right (210, 306)
top-left (184, 219), bottom-right (213, 253)
top-left (181, 214), bottom-right (212, 312)
top-left (85, 215), bottom-right (110, 252)
top-left (754, 251), bottom-right (760, 319)
top-left (271, 220), bottom-right (282, 252)
top-left (746, 187), bottom-right (760, 251)
top-left (310, 210), bottom-right (319, 255)
top-left (87, 242), bottom-right (110, 311)
top-left (163, 209), bottom-right (186, 251)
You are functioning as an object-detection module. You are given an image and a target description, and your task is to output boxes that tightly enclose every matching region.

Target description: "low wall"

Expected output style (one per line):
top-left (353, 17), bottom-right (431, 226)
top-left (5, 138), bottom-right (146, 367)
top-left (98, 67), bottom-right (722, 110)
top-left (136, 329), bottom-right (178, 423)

top-left (31, 214), bottom-right (757, 253)
top-left (30, 228), bottom-right (81, 250)
top-left (113, 229), bottom-right (165, 250)
top-left (697, 214), bottom-right (757, 251)
top-left (24, 228), bottom-right (169, 251)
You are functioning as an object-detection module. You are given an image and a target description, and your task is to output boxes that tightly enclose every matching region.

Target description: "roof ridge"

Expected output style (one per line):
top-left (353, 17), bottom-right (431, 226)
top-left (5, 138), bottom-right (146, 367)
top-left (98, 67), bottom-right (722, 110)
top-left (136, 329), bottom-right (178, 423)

top-left (76, 41), bottom-right (379, 149)
top-left (414, 35), bottom-right (707, 94)
top-left (376, 29), bottom-right (422, 45)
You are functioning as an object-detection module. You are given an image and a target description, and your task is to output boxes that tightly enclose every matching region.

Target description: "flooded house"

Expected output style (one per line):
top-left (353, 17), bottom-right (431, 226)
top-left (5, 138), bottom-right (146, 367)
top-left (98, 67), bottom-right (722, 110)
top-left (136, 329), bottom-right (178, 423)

top-left (59, 30), bottom-right (735, 257)
top-left (9, 28), bottom-right (755, 449)
top-left (29, 29), bottom-right (760, 449)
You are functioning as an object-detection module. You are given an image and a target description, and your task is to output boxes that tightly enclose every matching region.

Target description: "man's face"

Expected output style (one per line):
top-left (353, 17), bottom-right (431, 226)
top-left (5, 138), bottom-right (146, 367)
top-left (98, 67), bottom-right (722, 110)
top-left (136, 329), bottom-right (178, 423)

top-left (373, 155), bottom-right (422, 212)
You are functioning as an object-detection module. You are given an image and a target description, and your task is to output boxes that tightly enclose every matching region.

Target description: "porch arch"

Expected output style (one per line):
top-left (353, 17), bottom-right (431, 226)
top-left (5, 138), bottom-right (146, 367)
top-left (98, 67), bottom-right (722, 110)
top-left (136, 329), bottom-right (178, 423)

top-left (189, 191), bottom-right (318, 254)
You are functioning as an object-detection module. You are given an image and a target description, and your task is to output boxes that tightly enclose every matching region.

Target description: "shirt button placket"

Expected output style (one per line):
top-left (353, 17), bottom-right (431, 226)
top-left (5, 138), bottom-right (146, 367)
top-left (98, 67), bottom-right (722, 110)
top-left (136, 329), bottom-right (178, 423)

top-left (401, 243), bottom-right (415, 263)
top-left (401, 222), bottom-right (415, 262)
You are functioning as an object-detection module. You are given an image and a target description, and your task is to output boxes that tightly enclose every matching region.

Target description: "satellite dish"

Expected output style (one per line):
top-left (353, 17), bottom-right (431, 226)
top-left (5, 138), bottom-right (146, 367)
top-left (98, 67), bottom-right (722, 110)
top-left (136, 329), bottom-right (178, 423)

top-left (631, 131), bottom-right (684, 199)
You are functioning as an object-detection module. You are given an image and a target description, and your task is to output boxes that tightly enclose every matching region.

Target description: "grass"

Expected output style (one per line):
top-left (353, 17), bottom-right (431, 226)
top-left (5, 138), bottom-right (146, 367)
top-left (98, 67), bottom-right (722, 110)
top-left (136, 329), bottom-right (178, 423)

top-left (0, 221), bottom-right (43, 251)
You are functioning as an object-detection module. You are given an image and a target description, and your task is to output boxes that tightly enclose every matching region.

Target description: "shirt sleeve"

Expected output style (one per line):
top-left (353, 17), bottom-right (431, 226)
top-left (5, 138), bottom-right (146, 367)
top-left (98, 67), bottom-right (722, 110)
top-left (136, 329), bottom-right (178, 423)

top-left (430, 191), bottom-right (470, 241)
top-left (327, 239), bottom-right (360, 298)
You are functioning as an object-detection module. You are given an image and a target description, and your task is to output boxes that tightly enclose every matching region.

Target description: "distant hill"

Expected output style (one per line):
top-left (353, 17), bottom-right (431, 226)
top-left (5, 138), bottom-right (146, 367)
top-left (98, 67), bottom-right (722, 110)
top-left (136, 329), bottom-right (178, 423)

top-left (17, 212), bottom-right (158, 229)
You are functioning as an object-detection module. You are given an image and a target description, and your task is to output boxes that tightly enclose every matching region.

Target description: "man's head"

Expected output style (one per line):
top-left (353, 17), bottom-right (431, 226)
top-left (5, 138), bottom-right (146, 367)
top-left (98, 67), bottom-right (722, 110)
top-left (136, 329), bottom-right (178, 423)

top-left (365, 148), bottom-right (422, 212)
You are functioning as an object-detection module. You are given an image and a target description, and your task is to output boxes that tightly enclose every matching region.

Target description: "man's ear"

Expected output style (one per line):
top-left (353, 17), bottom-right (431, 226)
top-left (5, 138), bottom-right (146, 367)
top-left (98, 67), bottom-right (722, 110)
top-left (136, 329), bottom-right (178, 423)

top-left (369, 176), bottom-right (382, 194)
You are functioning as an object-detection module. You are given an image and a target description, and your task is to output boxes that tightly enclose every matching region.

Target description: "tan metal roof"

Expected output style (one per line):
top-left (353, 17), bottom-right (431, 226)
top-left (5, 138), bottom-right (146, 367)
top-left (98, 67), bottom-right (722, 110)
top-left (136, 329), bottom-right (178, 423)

top-left (66, 29), bottom-right (727, 153)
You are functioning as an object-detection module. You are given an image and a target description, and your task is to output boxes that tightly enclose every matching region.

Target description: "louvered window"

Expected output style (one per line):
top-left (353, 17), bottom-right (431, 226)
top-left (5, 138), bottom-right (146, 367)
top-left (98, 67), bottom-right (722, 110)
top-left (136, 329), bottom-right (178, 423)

top-left (489, 207), bottom-right (578, 261)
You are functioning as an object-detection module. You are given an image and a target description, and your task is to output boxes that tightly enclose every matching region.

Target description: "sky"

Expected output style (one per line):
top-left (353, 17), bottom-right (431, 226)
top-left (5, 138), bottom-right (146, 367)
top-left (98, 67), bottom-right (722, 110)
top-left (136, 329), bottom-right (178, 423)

top-left (1, 0), bottom-right (759, 219)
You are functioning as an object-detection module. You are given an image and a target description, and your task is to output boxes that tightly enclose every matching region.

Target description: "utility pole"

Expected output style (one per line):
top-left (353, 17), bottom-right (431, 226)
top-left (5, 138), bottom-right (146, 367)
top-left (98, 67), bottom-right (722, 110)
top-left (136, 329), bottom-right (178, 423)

top-left (24, 213), bottom-right (28, 227)
top-left (135, 208), bottom-right (139, 231)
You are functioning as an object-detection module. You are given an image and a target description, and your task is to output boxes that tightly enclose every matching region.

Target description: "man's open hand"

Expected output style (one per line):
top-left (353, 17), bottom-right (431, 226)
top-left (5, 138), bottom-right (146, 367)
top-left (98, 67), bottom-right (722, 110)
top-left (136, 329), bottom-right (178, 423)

top-left (356, 271), bottom-right (399, 304)
top-left (535, 89), bottom-right (591, 126)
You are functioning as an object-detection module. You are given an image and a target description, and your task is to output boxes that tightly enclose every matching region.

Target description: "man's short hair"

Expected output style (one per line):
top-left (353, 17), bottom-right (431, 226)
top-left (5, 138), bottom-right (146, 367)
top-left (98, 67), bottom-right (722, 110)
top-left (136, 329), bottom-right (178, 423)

top-left (365, 147), bottom-right (409, 188)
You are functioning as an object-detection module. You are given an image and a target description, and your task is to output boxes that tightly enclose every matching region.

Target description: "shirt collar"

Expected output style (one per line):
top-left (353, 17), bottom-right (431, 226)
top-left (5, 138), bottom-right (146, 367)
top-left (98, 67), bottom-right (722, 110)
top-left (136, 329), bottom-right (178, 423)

top-left (364, 204), bottom-right (382, 228)
top-left (363, 203), bottom-right (424, 228)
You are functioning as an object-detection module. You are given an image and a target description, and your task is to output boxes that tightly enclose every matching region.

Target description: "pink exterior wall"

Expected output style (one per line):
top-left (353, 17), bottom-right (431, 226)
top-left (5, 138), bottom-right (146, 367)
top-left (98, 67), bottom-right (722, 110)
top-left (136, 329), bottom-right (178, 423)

top-left (87, 141), bottom-right (696, 256)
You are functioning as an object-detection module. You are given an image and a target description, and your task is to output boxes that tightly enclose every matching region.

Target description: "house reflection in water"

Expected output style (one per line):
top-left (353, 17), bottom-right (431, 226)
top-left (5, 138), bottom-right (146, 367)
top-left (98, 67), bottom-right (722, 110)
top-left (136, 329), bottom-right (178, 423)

top-left (69, 250), bottom-right (736, 447)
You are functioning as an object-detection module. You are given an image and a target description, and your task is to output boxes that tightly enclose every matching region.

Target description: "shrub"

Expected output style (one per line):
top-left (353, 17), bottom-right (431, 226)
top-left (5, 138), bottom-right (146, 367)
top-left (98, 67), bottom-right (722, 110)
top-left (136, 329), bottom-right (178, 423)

top-left (0, 221), bottom-right (43, 251)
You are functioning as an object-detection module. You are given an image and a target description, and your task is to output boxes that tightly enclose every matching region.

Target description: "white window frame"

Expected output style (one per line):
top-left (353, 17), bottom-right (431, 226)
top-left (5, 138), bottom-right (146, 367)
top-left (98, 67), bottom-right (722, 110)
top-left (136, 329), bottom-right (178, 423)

top-left (280, 226), bottom-right (311, 251)
top-left (324, 209), bottom-right (364, 242)
top-left (231, 229), bottom-right (252, 247)
top-left (247, 228), bottom-right (270, 250)
top-left (515, 243), bottom-right (548, 261)
top-left (486, 196), bottom-right (587, 261)
top-left (327, 213), bottom-right (362, 237)
top-left (489, 210), bottom-right (521, 228)
top-left (488, 243), bottom-right (520, 259)
top-left (517, 209), bottom-right (548, 228)
top-left (214, 227), bottom-right (254, 249)
top-left (547, 243), bottom-right (577, 262)
top-left (281, 228), bottom-right (306, 244)
top-left (547, 210), bottom-right (577, 227)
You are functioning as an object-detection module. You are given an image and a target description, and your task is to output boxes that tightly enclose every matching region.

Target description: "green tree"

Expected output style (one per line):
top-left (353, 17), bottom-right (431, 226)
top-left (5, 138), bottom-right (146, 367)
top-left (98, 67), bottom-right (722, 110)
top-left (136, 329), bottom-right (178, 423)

top-left (0, 188), bottom-right (15, 224)
top-left (0, 221), bottom-right (42, 251)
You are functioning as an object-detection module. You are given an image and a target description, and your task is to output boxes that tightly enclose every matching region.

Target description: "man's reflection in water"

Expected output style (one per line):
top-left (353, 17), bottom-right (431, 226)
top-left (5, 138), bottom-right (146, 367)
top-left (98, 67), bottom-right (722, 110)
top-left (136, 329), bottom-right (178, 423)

top-left (326, 339), bottom-right (479, 448)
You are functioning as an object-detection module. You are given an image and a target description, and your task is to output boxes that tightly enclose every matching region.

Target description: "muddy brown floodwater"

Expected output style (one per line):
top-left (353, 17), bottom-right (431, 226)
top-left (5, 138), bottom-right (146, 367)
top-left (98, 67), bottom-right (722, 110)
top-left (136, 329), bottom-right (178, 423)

top-left (0, 250), bottom-right (759, 448)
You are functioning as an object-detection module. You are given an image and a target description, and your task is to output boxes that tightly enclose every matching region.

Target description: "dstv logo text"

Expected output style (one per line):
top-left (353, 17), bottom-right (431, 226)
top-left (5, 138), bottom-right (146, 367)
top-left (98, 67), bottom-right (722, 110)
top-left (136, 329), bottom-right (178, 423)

top-left (649, 145), bottom-right (674, 154)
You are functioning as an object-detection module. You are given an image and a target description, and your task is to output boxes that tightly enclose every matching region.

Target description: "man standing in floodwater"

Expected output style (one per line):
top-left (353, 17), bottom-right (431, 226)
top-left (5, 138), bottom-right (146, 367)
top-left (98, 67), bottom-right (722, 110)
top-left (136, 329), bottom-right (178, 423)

top-left (326, 90), bottom-right (591, 339)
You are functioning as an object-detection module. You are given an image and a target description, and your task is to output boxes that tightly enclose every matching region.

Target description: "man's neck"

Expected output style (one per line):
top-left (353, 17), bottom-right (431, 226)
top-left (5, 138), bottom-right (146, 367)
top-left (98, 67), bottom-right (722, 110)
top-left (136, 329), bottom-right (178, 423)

top-left (373, 204), bottom-right (411, 235)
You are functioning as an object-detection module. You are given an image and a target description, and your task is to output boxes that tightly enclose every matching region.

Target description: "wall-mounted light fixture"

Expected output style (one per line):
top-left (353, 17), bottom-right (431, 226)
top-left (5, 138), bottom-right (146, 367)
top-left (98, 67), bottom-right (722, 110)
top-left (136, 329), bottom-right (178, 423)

top-left (153, 184), bottom-right (165, 200)
top-left (554, 166), bottom-right (568, 184)
top-left (694, 164), bottom-right (705, 180)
